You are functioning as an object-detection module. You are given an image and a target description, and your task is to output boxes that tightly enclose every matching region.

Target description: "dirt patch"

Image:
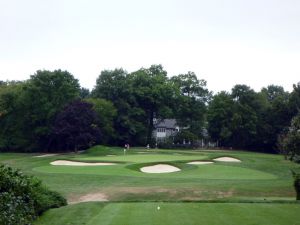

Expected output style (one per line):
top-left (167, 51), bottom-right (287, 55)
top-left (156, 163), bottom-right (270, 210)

top-left (216, 189), bottom-right (234, 198)
top-left (34, 154), bottom-right (58, 158)
top-left (74, 187), bottom-right (236, 202)
top-left (69, 192), bottom-right (109, 204)
top-left (107, 187), bottom-right (232, 201)
top-left (140, 164), bottom-right (181, 173)
top-left (187, 161), bottom-right (214, 165)
top-left (50, 160), bottom-right (117, 166)
top-left (213, 157), bottom-right (241, 162)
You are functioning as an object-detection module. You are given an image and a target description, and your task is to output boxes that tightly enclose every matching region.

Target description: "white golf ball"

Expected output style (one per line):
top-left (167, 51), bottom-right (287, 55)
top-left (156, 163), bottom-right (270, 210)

top-left (157, 206), bottom-right (160, 210)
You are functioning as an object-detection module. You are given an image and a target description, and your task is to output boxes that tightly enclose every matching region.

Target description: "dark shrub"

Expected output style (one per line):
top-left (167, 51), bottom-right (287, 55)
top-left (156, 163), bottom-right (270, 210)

top-left (0, 164), bottom-right (67, 225)
top-left (292, 170), bottom-right (300, 200)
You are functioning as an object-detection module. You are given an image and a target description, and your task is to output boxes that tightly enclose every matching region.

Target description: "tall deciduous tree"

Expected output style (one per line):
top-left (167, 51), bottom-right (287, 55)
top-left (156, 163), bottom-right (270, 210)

top-left (85, 98), bottom-right (117, 144)
top-left (289, 83), bottom-right (300, 118)
top-left (0, 70), bottom-right (80, 151)
top-left (171, 72), bottom-right (210, 139)
top-left (50, 100), bottom-right (101, 152)
top-left (92, 68), bottom-right (146, 145)
top-left (207, 91), bottom-right (234, 146)
top-left (0, 81), bottom-right (28, 150)
top-left (129, 65), bottom-right (178, 144)
top-left (257, 85), bottom-right (290, 150)
top-left (22, 70), bottom-right (80, 150)
top-left (279, 113), bottom-right (300, 162)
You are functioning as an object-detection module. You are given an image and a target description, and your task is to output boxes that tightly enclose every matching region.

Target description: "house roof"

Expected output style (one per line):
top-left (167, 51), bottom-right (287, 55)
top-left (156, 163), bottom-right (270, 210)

top-left (154, 119), bottom-right (178, 129)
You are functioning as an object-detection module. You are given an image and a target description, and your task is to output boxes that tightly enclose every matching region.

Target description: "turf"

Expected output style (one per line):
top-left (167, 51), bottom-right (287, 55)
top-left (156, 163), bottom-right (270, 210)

top-left (75, 153), bottom-right (207, 163)
top-left (35, 202), bottom-right (300, 225)
top-left (0, 146), bottom-right (298, 201)
top-left (33, 163), bottom-right (276, 180)
top-left (1, 146), bottom-right (300, 224)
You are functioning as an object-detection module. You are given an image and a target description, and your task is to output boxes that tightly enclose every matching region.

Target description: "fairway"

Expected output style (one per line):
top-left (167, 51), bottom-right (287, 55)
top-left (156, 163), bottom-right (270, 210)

top-left (1, 146), bottom-right (299, 224)
top-left (35, 202), bottom-right (300, 225)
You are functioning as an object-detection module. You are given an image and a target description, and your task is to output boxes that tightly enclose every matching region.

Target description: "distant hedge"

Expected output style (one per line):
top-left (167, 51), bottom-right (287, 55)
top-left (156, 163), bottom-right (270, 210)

top-left (0, 164), bottom-right (67, 225)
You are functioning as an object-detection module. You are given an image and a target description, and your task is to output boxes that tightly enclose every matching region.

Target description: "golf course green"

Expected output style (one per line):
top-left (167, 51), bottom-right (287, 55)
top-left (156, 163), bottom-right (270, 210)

top-left (35, 202), bottom-right (300, 225)
top-left (1, 145), bottom-right (299, 224)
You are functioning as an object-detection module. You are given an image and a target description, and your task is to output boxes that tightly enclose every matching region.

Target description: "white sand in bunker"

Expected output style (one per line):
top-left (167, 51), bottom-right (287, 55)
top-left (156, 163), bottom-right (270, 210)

top-left (187, 161), bottom-right (214, 165)
top-left (34, 154), bottom-right (58, 158)
top-left (213, 157), bottom-right (241, 162)
top-left (50, 160), bottom-right (117, 166)
top-left (140, 164), bottom-right (181, 173)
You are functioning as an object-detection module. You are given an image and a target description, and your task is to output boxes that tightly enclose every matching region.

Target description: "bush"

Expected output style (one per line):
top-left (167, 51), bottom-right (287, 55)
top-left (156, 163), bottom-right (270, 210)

top-left (174, 130), bottom-right (198, 145)
top-left (0, 164), bottom-right (67, 225)
top-left (278, 113), bottom-right (300, 162)
top-left (292, 170), bottom-right (300, 200)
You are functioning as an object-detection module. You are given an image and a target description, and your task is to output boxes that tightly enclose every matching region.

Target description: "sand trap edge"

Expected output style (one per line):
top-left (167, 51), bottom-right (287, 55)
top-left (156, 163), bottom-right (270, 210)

top-left (34, 154), bottom-right (58, 158)
top-left (187, 161), bottom-right (214, 165)
top-left (50, 160), bottom-right (117, 166)
top-left (140, 164), bottom-right (181, 173)
top-left (213, 157), bottom-right (241, 162)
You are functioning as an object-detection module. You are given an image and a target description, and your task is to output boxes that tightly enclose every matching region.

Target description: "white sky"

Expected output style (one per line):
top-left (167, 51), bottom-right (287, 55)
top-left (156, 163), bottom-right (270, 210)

top-left (0, 0), bottom-right (299, 93)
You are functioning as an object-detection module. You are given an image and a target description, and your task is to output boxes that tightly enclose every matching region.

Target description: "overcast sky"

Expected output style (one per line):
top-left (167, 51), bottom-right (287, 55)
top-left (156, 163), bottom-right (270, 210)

top-left (0, 0), bottom-right (299, 93)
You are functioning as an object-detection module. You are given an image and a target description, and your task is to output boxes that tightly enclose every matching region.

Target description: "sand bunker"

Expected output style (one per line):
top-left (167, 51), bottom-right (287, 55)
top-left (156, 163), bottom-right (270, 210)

top-left (34, 154), bottom-right (58, 158)
top-left (69, 192), bottom-right (109, 204)
top-left (187, 161), bottom-right (214, 165)
top-left (213, 157), bottom-right (241, 162)
top-left (140, 164), bottom-right (181, 173)
top-left (50, 160), bottom-right (116, 166)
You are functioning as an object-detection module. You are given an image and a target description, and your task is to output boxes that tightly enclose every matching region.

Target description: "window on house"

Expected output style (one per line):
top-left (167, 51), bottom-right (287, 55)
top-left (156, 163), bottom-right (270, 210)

top-left (157, 128), bottom-right (166, 132)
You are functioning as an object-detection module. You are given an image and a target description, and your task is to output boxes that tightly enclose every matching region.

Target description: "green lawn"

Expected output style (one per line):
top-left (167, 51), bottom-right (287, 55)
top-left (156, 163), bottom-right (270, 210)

top-left (35, 202), bottom-right (300, 225)
top-left (1, 145), bottom-right (299, 224)
top-left (34, 162), bottom-right (277, 180)
top-left (76, 153), bottom-right (208, 162)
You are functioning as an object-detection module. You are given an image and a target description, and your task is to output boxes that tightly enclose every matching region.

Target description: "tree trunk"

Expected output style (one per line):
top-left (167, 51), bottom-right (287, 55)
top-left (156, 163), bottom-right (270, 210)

top-left (295, 177), bottom-right (300, 200)
top-left (146, 110), bottom-right (154, 145)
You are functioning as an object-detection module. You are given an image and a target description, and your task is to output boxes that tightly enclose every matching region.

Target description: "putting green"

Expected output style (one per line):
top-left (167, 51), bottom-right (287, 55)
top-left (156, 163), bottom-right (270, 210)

top-left (35, 202), bottom-right (300, 225)
top-left (74, 154), bottom-right (207, 163)
top-left (34, 161), bottom-right (276, 180)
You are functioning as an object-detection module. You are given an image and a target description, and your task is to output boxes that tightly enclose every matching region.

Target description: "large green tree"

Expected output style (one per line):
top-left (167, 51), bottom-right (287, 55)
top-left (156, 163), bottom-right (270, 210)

top-left (0, 81), bottom-right (28, 150)
top-left (288, 83), bottom-right (300, 118)
top-left (279, 113), bottom-right (300, 162)
top-left (22, 70), bottom-right (80, 150)
top-left (129, 65), bottom-right (178, 144)
top-left (171, 72), bottom-right (210, 139)
top-left (85, 98), bottom-right (117, 144)
top-left (207, 91), bottom-right (234, 146)
top-left (92, 68), bottom-right (146, 145)
top-left (256, 85), bottom-right (290, 150)
top-left (0, 70), bottom-right (80, 151)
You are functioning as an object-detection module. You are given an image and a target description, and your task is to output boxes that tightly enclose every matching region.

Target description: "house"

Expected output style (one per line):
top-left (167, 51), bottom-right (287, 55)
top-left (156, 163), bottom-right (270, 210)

top-left (152, 119), bottom-right (180, 142)
top-left (152, 119), bottom-right (217, 148)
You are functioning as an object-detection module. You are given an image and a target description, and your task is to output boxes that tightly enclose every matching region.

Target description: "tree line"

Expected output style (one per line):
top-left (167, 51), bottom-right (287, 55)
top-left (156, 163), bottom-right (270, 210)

top-left (0, 65), bottom-right (299, 157)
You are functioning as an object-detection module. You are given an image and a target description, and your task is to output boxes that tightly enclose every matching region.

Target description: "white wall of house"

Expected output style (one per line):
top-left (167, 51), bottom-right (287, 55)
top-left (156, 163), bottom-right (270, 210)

top-left (156, 128), bottom-right (166, 138)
